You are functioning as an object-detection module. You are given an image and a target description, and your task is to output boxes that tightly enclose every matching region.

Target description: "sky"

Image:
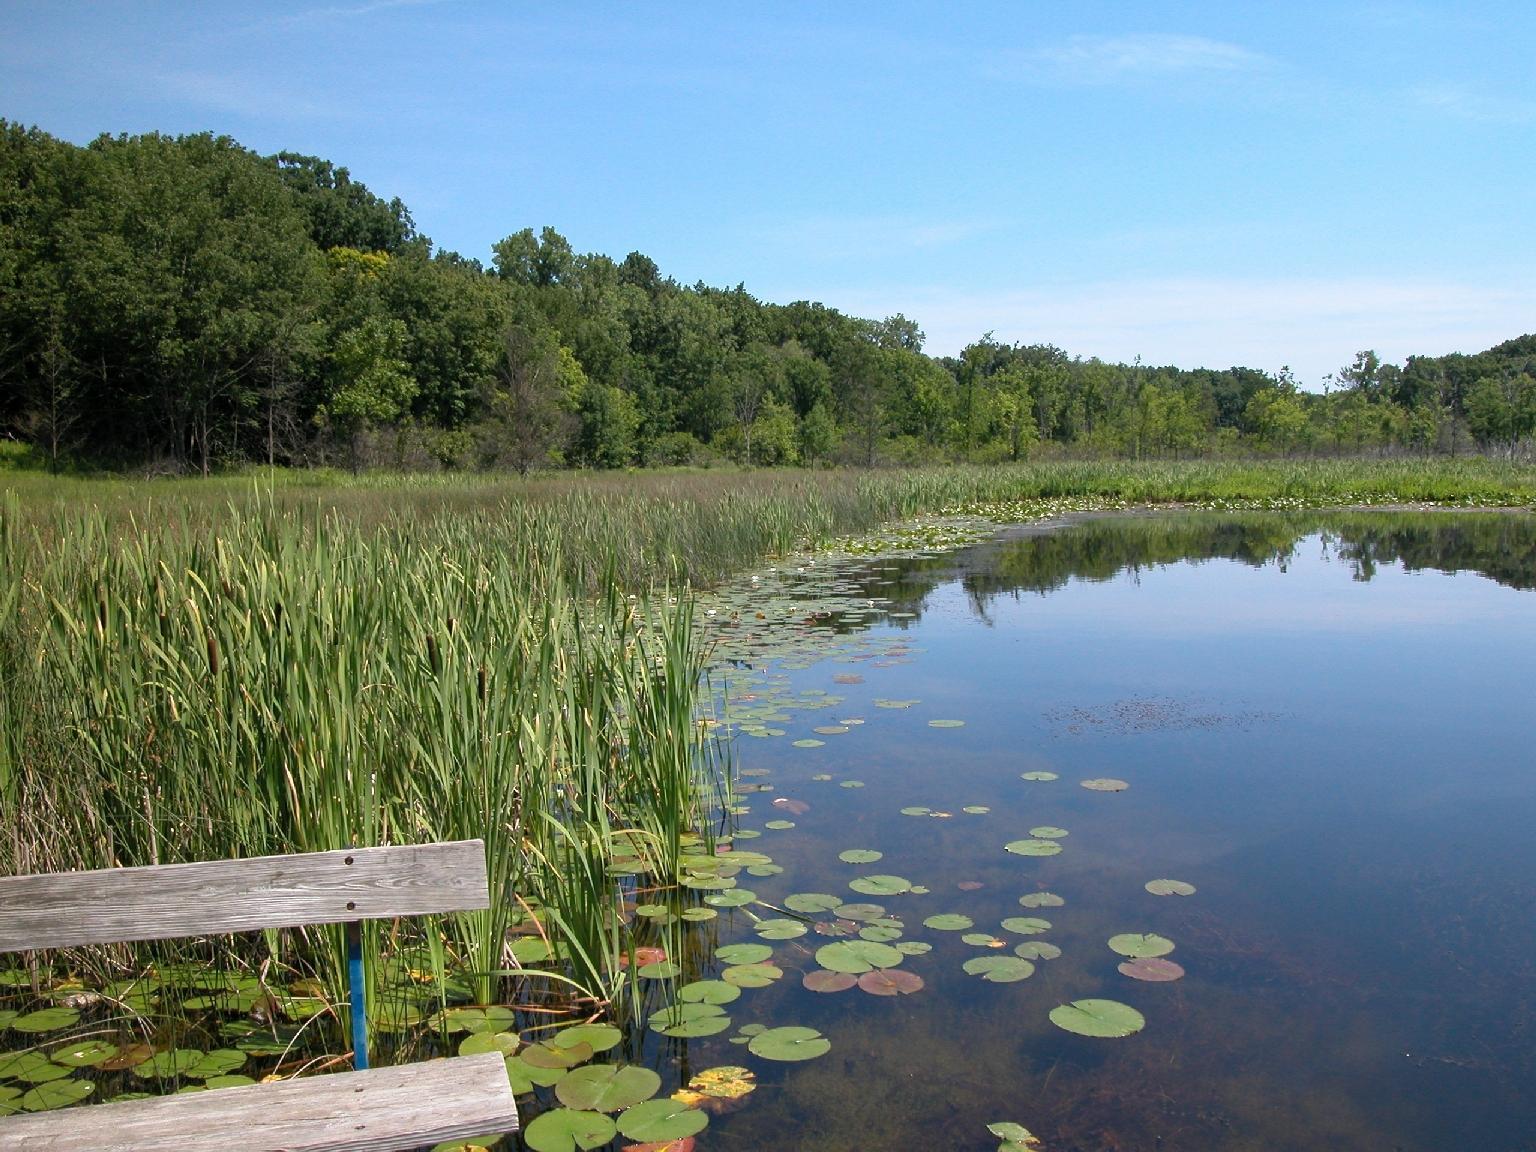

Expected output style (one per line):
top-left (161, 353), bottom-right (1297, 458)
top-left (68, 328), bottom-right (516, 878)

top-left (2, 1), bottom-right (1532, 386)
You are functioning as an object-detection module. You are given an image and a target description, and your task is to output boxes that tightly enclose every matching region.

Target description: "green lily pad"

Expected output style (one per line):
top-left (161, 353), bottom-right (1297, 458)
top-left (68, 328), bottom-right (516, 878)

top-left (521, 1042), bottom-right (594, 1070)
top-left (838, 849), bottom-right (883, 864)
top-left (764, 820), bottom-right (796, 830)
top-left (50, 1040), bottom-right (118, 1068)
top-left (505, 1055), bottom-right (564, 1093)
top-left (637, 960), bottom-right (681, 979)
top-left (896, 940), bottom-right (933, 956)
top-left (721, 963), bottom-right (783, 988)
top-left (678, 980), bottom-right (741, 1006)
top-left (715, 943), bottom-right (773, 964)
top-left (858, 925), bottom-right (903, 942)
top-left (1145, 879), bottom-right (1197, 897)
top-left (1108, 933), bottom-right (1175, 958)
top-left (754, 918), bottom-right (808, 940)
top-left (963, 956), bottom-right (1036, 983)
top-left (747, 1026), bottom-right (831, 1062)
top-left (1020, 771), bottom-right (1058, 781)
top-left (552, 1024), bottom-right (622, 1053)
top-left (1081, 778), bottom-right (1129, 792)
top-left (1049, 999), bottom-right (1146, 1038)
top-left (1014, 941), bottom-right (1063, 961)
top-left (10, 1008), bottom-right (80, 1034)
top-left (1018, 892), bottom-right (1065, 908)
top-left (681, 906), bottom-right (718, 922)
top-left (523, 1106), bottom-right (618, 1152)
top-left (792, 739), bottom-right (825, 748)
top-left (815, 941), bottom-right (904, 974)
top-left (442, 1006), bottom-right (519, 1034)
top-left (19, 1078), bottom-right (93, 1112)
top-left (705, 888), bottom-right (757, 907)
top-left (900, 806), bottom-right (932, 816)
top-left (849, 874), bottom-right (911, 896)
top-left (648, 1003), bottom-right (730, 1039)
top-left (616, 1097), bottom-right (710, 1142)
top-left (1029, 826), bottom-right (1069, 839)
top-left (555, 1064), bottom-right (662, 1112)
top-left (7, 1054), bottom-right (72, 1084)
top-left (989, 1120), bottom-right (1043, 1150)
top-left (839, 780), bottom-right (865, 788)
top-left (837, 902), bottom-right (887, 921)
top-left (1000, 917), bottom-right (1052, 935)
top-left (1004, 839), bottom-right (1062, 857)
top-left (183, 1050), bottom-right (247, 1079)
top-left (784, 892), bottom-right (842, 914)
top-left (812, 773), bottom-right (834, 781)
top-left (963, 806), bottom-right (991, 814)
top-left (510, 938), bottom-right (554, 964)
top-left (962, 933), bottom-right (1004, 947)
top-left (460, 1031), bottom-right (520, 1058)
top-left (928, 719), bottom-right (965, 728)
top-left (923, 914), bottom-right (973, 931)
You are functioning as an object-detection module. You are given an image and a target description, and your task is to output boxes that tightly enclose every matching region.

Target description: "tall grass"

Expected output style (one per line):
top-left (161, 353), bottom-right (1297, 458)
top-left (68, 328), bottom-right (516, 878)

top-left (3, 457), bottom-right (1532, 1047)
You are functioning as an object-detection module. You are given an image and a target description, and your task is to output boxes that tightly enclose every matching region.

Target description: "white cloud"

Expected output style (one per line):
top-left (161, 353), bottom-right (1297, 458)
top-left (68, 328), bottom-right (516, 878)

top-left (822, 276), bottom-right (1534, 388)
top-left (1021, 33), bottom-right (1271, 84)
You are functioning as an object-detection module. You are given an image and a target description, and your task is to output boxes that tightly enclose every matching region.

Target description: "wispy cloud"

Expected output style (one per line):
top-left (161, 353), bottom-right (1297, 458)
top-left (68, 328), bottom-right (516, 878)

top-left (1022, 33), bottom-right (1272, 85)
top-left (823, 276), bottom-right (1533, 388)
top-left (150, 69), bottom-right (347, 122)
top-left (1411, 83), bottom-right (1536, 125)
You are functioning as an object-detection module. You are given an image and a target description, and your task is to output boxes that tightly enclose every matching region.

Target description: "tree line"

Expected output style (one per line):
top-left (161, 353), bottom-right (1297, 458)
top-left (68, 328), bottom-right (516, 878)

top-left (3, 122), bottom-right (1533, 474)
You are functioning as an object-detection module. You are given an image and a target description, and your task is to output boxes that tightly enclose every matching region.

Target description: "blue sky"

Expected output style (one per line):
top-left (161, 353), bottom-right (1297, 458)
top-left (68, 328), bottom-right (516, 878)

top-left (3, 1), bottom-right (1532, 385)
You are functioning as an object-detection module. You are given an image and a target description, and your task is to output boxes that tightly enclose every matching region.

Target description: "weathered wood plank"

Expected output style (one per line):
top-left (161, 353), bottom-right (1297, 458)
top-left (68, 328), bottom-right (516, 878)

top-left (0, 840), bottom-right (490, 953)
top-left (0, 1051), bottom-right (519, 1151)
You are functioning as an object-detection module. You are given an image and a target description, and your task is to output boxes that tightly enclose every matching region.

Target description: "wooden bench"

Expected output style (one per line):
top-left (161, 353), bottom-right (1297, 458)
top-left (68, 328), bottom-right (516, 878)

top-left (0, 840), bottom-right (520, 1151)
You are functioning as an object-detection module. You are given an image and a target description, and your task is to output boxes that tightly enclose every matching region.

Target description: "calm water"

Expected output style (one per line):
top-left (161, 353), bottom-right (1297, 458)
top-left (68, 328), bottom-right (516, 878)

top-left (673, 511), bottom-right (1536, 1151)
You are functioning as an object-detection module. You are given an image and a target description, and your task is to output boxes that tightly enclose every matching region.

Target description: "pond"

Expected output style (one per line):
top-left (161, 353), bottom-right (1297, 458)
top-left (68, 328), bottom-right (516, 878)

top-left (669, 510), bottom-right (1536, 1151)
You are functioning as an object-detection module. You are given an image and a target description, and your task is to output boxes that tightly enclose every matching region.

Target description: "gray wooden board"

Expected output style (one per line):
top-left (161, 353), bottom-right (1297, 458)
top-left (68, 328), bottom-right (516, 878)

top-left (0, 1051), bottom-right (519, 1150)
top-left (0, 840), bottom-right (491, 952)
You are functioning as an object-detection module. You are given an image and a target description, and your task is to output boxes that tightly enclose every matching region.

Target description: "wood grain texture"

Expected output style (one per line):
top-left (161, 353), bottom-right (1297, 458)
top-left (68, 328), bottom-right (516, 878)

top-left (0, 1051), bottom-right (519, 1151)
top-left (0, 840), bottom-right (490, 952)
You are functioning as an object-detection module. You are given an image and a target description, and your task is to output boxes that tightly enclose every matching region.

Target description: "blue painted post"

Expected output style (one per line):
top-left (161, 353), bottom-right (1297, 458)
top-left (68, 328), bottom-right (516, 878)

top-left (346, 918), bottom-right (368, 1070)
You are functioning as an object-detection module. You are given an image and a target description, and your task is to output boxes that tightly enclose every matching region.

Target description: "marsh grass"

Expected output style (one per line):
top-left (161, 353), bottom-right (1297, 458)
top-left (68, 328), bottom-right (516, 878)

top-left (2, 457), bottom-right (1533, 1057)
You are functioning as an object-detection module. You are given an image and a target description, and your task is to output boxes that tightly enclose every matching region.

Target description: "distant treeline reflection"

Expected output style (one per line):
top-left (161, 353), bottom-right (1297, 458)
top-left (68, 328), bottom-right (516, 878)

top-left (850, 512), bottom-right (1536, 625)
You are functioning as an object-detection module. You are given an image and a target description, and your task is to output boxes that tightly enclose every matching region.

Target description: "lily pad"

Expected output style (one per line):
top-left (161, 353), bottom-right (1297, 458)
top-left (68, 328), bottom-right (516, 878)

top-left (928, 719), bottom-right (965, 728)
top-left (1020, 771), bottom-right (1058, 781)
top-left (784, 892), bottom-right (842, 914)
top-left (791, 739), bottom-right (825, 749)
top-left (857, 969), bottom-right (925, 996)
top-left (900, 806), bottom-right (932, 816)
top-left (1081, 778), bottom-right (1129, 792)
top-left (1049, 999), bottom-right (1146, 1038)
top-left (523, 1107), bottom-right (618, 1152)
top-left (849, 874), bottom-right (911, 896)
top-left (705, 889), bottom-right (756, 907)
top-left (895, 940), bottom-right (933, 956)
top-left (522, 1042), bottom-right (594, 1070)
top-left (747, 1026), bottom-right (831, 1062)
top-left (923, 914), bottom-right (973, 931)
top-left (677, 981), bottom-right (741, 1006)
top-left (617, 1098), bottom-right (710, 1143)
top-left (763, 820), bottom-right (796, 830)
top-left (715, 943), bottom-right (773, 965)
top-left (721, 963), bottom-right (783, 988)
top-left (18, 1078), bottom-right (93, 1112)
top-left (1014, 942), bottom-right (1063, 961)
top-left (555, 1064), bottom-right (662, 1112)
top-left (838, 849), bottom-right (883, 864)
top-left (684, 1065), bottom-right (755, 1101)
top-left (1108, 933), bottom-right (1175, 958)
top-left (754, 918), bottom-right (808, 940)
top-left (637, 960), bottom-right (682, 979)
top-left (814, 940), bottom-right (903, 973)
top-left (963, 956), bottom-right (1036, 983)
top-left (460, 1031), bottom-right (520, 1058)
top-left (9, 1008), bottom-right (79, 1034)
top-left (1119, 957), bottom-right (1186, 982)
top-left (1000, 917), bottom-right (1052, 935)
top-left (1029, 826), bottom-right (1069, 839)
top-left (49, 1040), bottom-right (118, 1068)
top-left (803, 970), bottom-right (857, 993)
top-left (989, 1120), bottom-right (1044, 1150)
top-left (836, 902), bottom-right (886, 921)
top-left (963, 806), bottom-right (991, 814)
top-left (1018, 892), bottom-right (1065, 908)
top-left (858, 925), bottom-right (903, 942)
top-left (1004, 839), bottom-right (1062, 857)
top-left (839, 780), bottom-right (865, 789)
top-left (1145, 879), bottom-right (1197, 897)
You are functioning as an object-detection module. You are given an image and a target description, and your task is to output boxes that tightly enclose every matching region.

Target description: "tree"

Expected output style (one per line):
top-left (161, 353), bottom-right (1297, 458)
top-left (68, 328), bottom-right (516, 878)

top-left (479, 321), bottom-right (572, 475)
top-left (318, 315), bottom-right (416, 470)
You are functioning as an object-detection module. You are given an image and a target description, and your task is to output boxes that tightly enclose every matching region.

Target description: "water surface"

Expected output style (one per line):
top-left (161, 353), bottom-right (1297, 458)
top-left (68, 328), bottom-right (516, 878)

top-left (684, 511), bottom-right (1536, 1151)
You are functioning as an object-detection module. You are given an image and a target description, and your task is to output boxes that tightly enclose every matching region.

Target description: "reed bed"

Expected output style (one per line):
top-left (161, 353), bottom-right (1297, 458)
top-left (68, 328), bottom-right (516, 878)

top-left (3, 456), bottom-right (1532, 1048)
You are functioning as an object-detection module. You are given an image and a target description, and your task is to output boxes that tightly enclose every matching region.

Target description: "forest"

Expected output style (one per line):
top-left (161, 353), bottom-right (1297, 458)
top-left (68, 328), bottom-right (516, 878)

top-left (3, 121), bottom-right (1534, 475)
